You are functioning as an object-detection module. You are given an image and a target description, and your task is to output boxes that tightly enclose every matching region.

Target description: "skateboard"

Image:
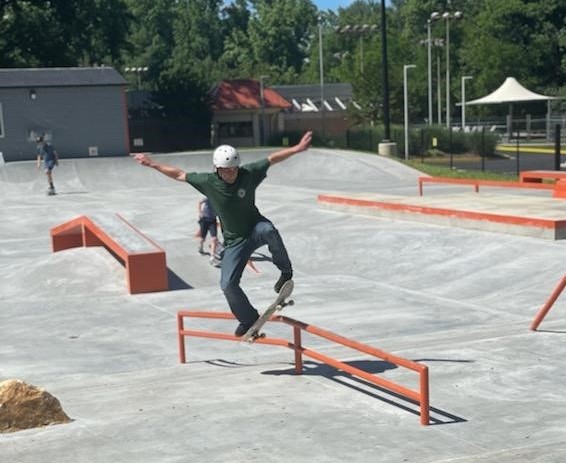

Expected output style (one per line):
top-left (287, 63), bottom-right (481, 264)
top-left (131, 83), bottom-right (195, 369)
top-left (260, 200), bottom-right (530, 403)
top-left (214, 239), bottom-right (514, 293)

top-left (47, 187), bottom-right (56, 196)
top-left (241, 279), bottom-right (294, 343)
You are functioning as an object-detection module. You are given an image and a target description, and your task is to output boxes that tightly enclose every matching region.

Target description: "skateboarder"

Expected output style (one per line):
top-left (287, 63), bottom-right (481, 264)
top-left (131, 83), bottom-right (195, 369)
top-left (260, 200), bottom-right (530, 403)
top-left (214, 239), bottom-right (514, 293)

top-left (36, 136), bottom-right (59, 195)
top-left (133, 131), bottom-right (312, 336)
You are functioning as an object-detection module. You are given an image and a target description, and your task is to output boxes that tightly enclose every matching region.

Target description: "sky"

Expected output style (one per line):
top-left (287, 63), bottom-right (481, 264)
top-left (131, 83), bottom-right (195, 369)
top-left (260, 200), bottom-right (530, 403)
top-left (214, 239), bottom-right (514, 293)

top-left (314, 0), bottom-right (354, 12)
top-left (313, 0), bottom-right (390, 12)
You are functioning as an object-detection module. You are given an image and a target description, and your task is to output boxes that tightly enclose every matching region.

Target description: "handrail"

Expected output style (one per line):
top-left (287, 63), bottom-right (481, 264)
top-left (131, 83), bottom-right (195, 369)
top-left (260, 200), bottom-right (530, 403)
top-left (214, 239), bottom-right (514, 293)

top-left (531, 274), bottom-right (566, 331)
top-left (177, 310), bottom-right (430, 425)
top-left (418, 176), bottom-right (554, 196)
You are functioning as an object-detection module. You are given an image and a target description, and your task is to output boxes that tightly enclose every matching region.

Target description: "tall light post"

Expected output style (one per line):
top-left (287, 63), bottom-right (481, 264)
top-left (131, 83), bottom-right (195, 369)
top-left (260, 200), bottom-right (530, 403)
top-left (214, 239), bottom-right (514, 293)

top-left (335, 24), bottom-right (378, 74)
top-left (318, 16), bottom-right (325, 137)
top-left (381, 0), bottom-right (390, 141)
top-left (426, 20), bottom-right (432, 125)
top-left (403, 64), bottom-right (416, 161)
top-left (259, 75), bottom-right (268, 145)
top-left (461, 75), bottom-right (472, 129)
top-left (436, 42), bottom-right (443, 125)
top-left (431, 9), bottom-right (463, 130)
top-left (124, 66), bottom-right (148, 89)
top-left (420, 34), bottom-right (444, 125)
top-left (378, 0), bottom-right (396, 156)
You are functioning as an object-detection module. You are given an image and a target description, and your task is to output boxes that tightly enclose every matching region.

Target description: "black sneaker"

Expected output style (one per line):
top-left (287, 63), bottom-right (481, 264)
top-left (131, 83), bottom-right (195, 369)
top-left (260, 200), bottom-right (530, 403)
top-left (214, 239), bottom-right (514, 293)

top-left (274, 272), bottom-right (293, 293)
top-left (234, 323), bottom-right (252, 337)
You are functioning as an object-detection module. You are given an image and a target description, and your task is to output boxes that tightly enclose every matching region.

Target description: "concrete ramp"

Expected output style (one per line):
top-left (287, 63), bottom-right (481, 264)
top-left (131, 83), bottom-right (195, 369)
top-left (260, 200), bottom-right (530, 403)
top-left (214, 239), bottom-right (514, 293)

top-left (2, 147), bottom-right (566, 462)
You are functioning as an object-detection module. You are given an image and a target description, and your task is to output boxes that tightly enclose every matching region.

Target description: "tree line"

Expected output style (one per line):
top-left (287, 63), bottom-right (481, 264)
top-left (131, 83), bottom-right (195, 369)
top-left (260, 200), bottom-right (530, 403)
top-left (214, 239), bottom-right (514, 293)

top-left (1, 0), bottom-right (564, 124)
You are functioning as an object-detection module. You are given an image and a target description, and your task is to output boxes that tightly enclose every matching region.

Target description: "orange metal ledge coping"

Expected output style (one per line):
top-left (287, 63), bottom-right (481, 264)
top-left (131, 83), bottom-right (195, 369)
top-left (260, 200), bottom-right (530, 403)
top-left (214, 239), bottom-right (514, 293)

top-left (177, 310), bottom-right (430, 426)
top-left (50, 214), bottom-right (168, 294)
top-left (318, 193), bottom-right (566, 230)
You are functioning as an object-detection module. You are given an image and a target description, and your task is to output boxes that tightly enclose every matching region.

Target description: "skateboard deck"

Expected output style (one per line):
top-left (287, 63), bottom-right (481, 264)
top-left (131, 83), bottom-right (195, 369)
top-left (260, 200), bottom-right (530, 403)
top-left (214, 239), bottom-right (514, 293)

top-left (241, 279), bottom-right (294, 343)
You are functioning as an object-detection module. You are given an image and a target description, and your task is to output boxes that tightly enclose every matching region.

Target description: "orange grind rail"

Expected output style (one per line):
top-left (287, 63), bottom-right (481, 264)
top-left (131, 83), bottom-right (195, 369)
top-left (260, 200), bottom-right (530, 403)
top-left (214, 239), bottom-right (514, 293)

top-left (177, 310), bottom-right (430, 426)
top-left (519, 170), bottom-right (566, 183)
top-left (417, 176), bottom-right (555, 197)
top-left (531, 274), bottom-right (566, 331)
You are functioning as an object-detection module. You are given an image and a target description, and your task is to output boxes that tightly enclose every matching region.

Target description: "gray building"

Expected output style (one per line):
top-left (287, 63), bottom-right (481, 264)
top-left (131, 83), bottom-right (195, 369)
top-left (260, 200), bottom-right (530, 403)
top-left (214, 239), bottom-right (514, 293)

top-left (0, 67), bottom-right (129, 162)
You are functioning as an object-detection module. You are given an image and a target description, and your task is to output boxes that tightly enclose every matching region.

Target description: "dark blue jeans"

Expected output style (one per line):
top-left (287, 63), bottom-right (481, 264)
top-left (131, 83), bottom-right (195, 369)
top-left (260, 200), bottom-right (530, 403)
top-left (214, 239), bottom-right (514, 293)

top-left (220, 219), bottom-right (292, 326)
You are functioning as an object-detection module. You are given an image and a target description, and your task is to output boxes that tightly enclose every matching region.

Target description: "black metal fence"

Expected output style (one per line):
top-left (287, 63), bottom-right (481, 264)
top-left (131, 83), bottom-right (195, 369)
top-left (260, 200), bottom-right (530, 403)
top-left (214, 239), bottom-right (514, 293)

top-left (273, 123), bottom-right (566, 176)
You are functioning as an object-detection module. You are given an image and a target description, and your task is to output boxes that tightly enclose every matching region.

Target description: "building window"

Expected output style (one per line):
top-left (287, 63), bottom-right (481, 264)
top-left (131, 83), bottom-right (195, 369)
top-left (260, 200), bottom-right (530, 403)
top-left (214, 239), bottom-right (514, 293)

top-left (218, 121), bottom-right (253, 138)
top-left (0, 103), bottom-right (4, 138)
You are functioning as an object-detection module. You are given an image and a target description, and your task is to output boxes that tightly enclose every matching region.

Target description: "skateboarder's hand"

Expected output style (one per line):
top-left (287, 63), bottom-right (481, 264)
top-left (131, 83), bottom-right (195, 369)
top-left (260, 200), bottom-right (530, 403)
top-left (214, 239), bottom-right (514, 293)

top-left (132, 152), bottom-right (153, 167)
top-left (296, 131), bottom-right (312, 152)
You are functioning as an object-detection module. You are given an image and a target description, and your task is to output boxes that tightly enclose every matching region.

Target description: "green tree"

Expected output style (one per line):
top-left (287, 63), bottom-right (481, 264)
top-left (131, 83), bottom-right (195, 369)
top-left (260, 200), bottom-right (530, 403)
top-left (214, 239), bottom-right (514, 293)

top-left (246, 0), bottom-right (318, 83)
top-left (122, 0), bottom-right (176, 89)
top-left (220, 0), bottom-right (254, 76)
top-left (0, 0), bottom-right (130, 67)
top-left (167, 0), bottom-right (225, 85)
top-left (460, 0), bottom-right (566, 91)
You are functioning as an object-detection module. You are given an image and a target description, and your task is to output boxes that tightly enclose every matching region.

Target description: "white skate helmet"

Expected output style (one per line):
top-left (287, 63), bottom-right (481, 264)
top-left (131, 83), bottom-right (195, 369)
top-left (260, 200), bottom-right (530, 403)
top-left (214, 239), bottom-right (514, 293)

top-left (213, 145), bottom-right (240, 168)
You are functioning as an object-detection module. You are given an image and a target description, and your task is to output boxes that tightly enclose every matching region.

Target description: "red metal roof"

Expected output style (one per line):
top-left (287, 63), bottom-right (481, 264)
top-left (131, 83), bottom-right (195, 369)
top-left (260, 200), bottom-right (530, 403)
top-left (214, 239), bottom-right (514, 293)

top-left (211, 79), bottom-right (292, 111)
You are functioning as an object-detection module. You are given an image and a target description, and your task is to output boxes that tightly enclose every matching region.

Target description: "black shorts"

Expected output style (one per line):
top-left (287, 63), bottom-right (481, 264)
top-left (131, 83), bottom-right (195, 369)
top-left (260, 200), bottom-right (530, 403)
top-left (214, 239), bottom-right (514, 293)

top-left (199, 219), bottom-right (217, 238)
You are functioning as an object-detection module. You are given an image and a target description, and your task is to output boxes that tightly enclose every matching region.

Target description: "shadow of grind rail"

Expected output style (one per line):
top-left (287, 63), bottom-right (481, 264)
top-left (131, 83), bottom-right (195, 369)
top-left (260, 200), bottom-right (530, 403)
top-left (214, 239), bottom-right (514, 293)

top-left (177, 311), bottom-right (431, 426)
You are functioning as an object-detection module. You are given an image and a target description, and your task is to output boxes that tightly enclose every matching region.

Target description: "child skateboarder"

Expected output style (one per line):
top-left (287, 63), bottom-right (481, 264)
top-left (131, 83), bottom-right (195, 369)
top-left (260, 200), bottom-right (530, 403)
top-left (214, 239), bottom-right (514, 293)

top-left (133, 131), bottom-right (312, 336)
top-left (197, 197), bottom-right (221, 265)
top-left (36, 136), bottom-right (59, 195)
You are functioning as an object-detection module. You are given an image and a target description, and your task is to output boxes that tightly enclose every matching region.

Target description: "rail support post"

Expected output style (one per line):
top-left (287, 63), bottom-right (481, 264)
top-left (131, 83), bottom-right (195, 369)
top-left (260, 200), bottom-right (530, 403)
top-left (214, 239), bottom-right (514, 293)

top-left (531, 274), bottom-right (566, 331)
top-left (293, 326), bottom-right (303, 374)
top-left (177, 313), bottom-right (186, 363)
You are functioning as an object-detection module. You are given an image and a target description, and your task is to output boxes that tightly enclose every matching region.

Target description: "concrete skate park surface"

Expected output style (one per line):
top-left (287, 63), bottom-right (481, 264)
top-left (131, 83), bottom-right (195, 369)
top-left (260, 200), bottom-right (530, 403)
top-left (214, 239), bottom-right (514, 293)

top-left (1, 148), bottom-right (566, 462)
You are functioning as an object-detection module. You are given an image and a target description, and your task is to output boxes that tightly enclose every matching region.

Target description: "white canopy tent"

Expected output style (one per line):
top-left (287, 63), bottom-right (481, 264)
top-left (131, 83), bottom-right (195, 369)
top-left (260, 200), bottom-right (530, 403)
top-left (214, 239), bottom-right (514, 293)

top-left (463, 77), bottom-right (556, 140)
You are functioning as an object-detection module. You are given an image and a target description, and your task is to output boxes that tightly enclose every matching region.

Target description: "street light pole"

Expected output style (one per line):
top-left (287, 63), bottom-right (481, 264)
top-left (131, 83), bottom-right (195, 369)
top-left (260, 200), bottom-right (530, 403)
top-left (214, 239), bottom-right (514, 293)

top-left (360, 35), bottom-right (364, 74)
top-left (431, 10), bottom-right (462, 131)
top-left (318, 16), bottom-right (325, 137)
top-left (444, 12), bottom-right (451, 129)
top-left (124, 66), bottom-right (149, 90)
top-left (404, 64), bottom-right (416, 161)
top-left (461, 75), bottom-right (472, 129)
top-left (427, 20), bottom-right (432, 126)
top-left (335, 24), bottom-right (378, 75)
top-left (380, 0), bottom-right (391, 142)
top-left (259, 75), bottom-right (269, 145)
top-left (437, 53), bottom-right (442, 125)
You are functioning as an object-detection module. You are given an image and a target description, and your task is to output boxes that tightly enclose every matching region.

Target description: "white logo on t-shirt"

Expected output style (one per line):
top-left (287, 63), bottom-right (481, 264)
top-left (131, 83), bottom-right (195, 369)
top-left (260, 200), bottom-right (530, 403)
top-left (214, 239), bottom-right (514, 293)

top-left (237, 188), bottom-right (246, 198)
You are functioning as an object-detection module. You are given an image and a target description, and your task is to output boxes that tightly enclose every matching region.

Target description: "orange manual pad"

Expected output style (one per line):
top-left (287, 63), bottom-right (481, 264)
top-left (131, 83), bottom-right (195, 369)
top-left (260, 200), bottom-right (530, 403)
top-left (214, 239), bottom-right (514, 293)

top-left (50, 214), bottom-right (168, 294)
top-left (318, 192), bottom-right (566, 240)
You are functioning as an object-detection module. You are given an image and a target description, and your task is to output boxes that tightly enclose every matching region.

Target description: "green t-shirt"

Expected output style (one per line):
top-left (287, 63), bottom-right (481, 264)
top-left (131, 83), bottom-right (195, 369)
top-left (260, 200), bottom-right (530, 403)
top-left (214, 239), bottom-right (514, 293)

top-left (186, 158), bottom-right (270, 247)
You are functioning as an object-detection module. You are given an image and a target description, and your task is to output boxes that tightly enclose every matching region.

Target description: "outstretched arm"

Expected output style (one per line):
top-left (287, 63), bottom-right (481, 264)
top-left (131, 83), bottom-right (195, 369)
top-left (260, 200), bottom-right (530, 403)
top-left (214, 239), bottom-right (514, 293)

top-left (132, 153), bottom-right (187, 182)
top-left (268, 131), bottom-right (312, 166)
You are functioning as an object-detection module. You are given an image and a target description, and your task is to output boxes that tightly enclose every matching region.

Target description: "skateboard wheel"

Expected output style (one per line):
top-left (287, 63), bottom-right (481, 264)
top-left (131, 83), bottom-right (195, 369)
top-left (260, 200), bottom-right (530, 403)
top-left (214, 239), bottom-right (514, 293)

top-left (248, 332), bottom-right (265, 343)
